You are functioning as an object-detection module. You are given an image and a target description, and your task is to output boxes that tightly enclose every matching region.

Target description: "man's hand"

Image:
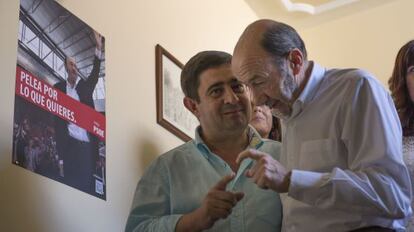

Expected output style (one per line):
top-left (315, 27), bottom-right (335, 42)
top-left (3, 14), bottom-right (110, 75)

top-left (175, 173), bottom-right (244, 232)
top-left (93, 30), bottom-right (103, 51)
top-left (237, 149), bottom-right (291, 193)
top-left (198, 173), bottom-right (244, 229)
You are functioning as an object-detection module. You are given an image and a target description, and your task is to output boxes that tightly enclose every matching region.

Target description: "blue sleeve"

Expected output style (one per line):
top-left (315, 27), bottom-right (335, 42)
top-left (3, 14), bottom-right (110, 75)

top-left (125, 158), bottom-right (183, 232)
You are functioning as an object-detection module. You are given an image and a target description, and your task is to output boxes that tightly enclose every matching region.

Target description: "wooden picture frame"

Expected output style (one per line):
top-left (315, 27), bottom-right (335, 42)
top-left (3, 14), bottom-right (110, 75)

top-left (155, 44), bottom-right (198, 142)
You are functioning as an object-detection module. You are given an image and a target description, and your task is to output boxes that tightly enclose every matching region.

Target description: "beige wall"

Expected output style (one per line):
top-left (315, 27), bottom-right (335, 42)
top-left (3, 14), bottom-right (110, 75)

top-left (299, 0), bottom-right (414, 87)
top-left (0, 0), bottom-right (257, 231)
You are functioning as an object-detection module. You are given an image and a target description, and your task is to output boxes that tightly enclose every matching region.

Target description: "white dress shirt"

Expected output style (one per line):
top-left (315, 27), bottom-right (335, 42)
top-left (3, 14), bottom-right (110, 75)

top-left (66, 77), bottom-right (89, 142)
top-left (280, 62), bottom-right (412, 231)
top-left (64, 48), bottom-right (102, 143)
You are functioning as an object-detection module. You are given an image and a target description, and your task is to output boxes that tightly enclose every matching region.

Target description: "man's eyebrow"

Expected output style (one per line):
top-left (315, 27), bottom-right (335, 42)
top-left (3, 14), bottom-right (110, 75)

top-left (206, 82), bottom-right (224, 93)
top-left (247, 75), bottom-right (264, 84)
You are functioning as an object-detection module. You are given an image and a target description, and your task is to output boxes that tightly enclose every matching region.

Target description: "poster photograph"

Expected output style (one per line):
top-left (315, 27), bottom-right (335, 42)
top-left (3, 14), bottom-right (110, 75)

top-left (156, 45), bottom-right (199, 142)
top-left (12, 0), bottom-right (106, 200)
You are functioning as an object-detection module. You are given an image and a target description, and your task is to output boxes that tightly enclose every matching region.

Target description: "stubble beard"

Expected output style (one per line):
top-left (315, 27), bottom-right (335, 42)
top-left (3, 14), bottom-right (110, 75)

top-left (272, 67), bottom-right (298, 120)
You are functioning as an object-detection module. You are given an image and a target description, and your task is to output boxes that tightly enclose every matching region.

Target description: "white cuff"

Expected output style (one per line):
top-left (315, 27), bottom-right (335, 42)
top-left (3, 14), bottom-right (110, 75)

top-left (288, 169), bottom-right (328, 200)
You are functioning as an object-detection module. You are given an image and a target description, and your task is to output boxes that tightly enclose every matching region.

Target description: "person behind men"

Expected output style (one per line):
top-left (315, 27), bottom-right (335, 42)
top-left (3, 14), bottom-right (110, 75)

top-left (250, 105), bottom-right (281, 141)
top-left (389, 40), bottom-right (414, 230)
top-left (125, 51), bottom-right (282, 232)
top-left (232, 19), bottom-right (412, 231)
top-left (54, 30), bottom-right (103, 194)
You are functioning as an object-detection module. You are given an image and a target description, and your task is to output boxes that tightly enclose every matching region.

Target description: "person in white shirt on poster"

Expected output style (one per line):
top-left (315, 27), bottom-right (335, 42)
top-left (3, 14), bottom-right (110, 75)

top-left (54, 30), bottom-right (103, 194)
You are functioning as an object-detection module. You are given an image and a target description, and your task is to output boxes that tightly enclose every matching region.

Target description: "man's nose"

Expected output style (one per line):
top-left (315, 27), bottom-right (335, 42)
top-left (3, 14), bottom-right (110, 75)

top-left (247, 87), bottom-right (260, 105)
top-left (223, 89), bottom-right (239, 104)
top-left (253, 93), bottom-right (269, 107)
top-left (250, 90), bottom-right (264, 106)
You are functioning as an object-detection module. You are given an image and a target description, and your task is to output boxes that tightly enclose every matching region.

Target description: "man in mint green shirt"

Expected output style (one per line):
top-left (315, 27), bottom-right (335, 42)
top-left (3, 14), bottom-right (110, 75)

top-left (125, 51), bottom-right (282, 232)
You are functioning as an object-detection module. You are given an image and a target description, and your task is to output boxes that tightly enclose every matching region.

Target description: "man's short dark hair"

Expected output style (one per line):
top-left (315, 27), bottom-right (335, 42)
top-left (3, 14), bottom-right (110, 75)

top-left (181, 51), bottom-right (232, 102)
top-left (261, 22), bottom-right (307, 64)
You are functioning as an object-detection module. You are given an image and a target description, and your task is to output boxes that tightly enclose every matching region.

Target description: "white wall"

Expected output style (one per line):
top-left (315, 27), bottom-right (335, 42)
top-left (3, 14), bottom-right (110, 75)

top-left (299, 0), bottom-right (414, 87)
top-left (0, 0), bottom-right (257, 231)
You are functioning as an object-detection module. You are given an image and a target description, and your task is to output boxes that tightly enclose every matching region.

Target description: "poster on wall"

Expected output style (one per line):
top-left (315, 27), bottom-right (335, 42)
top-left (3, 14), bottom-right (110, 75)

top-left (12, 0), bottom-right (106, 200)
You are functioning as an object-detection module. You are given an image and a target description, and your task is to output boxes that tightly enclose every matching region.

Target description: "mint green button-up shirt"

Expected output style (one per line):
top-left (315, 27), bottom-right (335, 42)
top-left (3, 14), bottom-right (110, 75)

top-left (125, 126), bottom-right (282, 232)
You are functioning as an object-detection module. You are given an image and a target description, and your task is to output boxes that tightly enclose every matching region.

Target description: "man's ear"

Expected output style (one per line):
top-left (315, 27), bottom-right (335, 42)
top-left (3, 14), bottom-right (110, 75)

top-left (183, 97), bottom-right (199, 118)
top-left (288, 48), bottom-right (303, 76)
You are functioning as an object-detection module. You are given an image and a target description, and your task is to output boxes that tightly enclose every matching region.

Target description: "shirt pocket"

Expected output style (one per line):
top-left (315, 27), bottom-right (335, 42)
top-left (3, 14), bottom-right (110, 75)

top-left (298, 138), bottom-right (346, 171)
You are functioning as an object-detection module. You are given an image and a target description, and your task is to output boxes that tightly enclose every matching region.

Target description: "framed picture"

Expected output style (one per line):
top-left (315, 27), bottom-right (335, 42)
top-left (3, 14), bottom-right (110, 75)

top-left (156, 44), bottom-right (199, 142)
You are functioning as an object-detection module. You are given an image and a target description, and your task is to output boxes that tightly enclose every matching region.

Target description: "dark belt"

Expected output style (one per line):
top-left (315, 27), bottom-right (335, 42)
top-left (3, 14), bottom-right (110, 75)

top-left (350, 226), bottom-right (395, 232)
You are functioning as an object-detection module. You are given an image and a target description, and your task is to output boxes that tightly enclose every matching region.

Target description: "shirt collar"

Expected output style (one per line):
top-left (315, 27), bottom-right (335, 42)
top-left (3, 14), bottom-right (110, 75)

top-left (67, 76), bottom-right (81, 90)
top-left (289, 62), bottom-right (325, 118)
top-left (296, 62), bottom-right (326, 106)
top-left (194, 125), bottom-right (264, 159)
